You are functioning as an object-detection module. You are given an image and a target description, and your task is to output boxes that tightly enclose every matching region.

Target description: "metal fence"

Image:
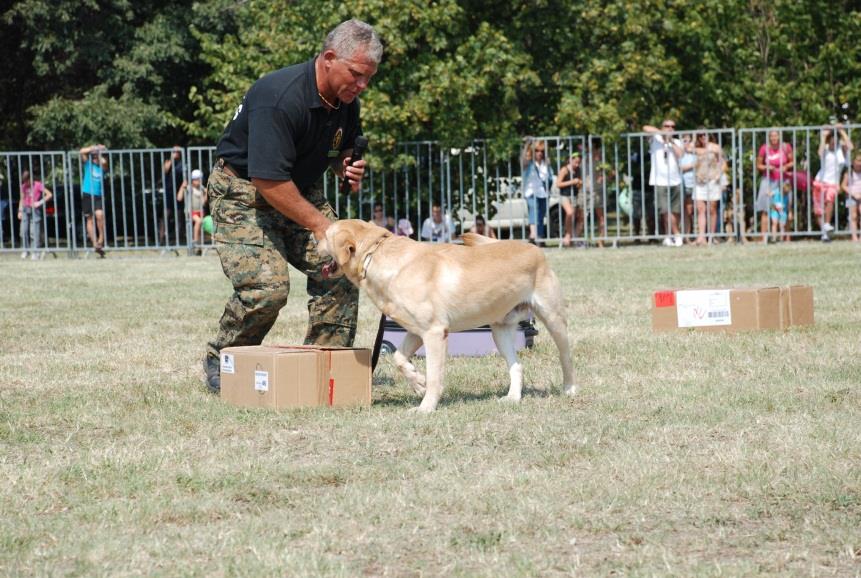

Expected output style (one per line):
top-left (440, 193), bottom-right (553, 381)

top-left (2, 124), bottom-right (857, 257)
top-left (738, 125), bottom-right (858, 241)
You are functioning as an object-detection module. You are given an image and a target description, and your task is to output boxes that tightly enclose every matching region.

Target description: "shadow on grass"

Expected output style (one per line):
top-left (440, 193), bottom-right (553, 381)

top-left (371, 383), bottom-right (550, 408)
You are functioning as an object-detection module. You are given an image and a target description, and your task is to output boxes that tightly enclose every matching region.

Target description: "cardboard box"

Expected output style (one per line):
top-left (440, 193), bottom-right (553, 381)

top-left (651, 286), bottom-right (813, 332)
top-left (219, 345), bottom-right (371, 409)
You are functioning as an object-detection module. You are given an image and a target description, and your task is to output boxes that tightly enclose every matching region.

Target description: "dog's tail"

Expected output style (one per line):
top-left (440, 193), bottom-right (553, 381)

top-left (461, 232), bottom-right (499, 246)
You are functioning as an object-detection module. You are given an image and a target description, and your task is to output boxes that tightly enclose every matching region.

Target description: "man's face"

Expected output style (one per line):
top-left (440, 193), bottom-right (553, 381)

top-left (432, 206), bottom-right (442, 223)
top-left (662, 120), bottom-right (676, 133)
top-left (324, 48), bottom-right (378, 104)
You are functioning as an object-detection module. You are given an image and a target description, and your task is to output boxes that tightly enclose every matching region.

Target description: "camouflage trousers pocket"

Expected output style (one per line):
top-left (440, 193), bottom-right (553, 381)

top-left (213, 221), bottom-right (264, 246)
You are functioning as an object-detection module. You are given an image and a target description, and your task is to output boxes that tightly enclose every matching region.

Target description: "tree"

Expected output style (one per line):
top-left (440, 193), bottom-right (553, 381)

top-left (3, 0), bottom-right (861, 151)
top-left (1, 0), bottom-right (206, 149)
top-left (189, 0), bottom-right (540, 161)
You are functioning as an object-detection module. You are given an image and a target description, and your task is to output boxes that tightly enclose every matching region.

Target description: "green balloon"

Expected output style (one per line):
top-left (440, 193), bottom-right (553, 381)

top-left (202, 215), bottom-right (214, 235)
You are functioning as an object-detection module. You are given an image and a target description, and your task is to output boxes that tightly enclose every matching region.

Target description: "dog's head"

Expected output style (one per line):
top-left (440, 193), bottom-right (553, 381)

top-left (318, 219), bottom-right (391, 280)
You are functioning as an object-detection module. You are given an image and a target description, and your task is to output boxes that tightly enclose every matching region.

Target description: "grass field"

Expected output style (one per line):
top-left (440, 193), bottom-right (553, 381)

top-left (1, 242), bottom-right (860, 577)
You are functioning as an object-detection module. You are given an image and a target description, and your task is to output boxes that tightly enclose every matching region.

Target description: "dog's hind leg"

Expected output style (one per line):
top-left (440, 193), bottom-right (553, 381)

top-left (410, 327), bottom-right (447, 413)
top-left (392, 332), bottom-right (426, 396)
top-left (531, 275), bottom-right (577, 397)
top-left (490, 322), bottom-right (523, 403)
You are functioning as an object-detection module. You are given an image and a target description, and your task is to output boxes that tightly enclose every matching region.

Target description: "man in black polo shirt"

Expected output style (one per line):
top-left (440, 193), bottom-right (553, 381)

top-left (203, 19), bottom-right (383, 393)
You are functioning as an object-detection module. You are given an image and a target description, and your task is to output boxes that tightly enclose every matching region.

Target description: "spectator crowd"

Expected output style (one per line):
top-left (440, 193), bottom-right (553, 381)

top-left (4, 122), bottom-right (861, 260)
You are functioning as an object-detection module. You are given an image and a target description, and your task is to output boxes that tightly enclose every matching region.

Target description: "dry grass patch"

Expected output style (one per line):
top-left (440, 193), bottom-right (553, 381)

top-left (1, 242), bottom-right (859, 576)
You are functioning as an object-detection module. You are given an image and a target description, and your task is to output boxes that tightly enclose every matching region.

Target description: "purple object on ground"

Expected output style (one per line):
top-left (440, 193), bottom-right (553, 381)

top-left (379, 318), bottom-right (536, 357)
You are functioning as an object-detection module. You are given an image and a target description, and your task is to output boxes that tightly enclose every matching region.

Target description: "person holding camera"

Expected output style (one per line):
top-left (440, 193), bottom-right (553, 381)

top-left (644, 120), bottom-right (685, 246)
top-left (79, 144), bottom-right (109, 257)
top-left (813, 124), bottom-right (853, 242)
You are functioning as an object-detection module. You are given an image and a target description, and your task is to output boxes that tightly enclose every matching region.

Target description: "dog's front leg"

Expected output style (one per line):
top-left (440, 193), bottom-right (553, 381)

top-left (392, 332), bottom-right (426, 396)
top-left (411, 327), bottom-right (447, 413)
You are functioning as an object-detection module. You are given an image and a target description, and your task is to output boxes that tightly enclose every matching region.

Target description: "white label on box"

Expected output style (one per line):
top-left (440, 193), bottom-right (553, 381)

top-left (676, 290), bottom-right (732, 327)
top-left (254, 370), bottom-right (269, 392)
top-left (220, 353), bottom-right (235, 374)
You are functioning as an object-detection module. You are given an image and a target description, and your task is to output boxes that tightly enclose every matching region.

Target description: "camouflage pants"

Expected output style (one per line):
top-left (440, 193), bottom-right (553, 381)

top-left (205, 165), bottom-right (358, 361)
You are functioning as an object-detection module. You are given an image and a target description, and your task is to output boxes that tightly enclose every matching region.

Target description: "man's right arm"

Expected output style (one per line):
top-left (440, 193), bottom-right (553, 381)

top-left (252, 178), bottom-right (332, 240)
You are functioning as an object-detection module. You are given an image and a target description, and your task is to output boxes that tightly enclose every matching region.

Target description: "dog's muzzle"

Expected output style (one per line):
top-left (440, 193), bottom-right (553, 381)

top-left (321, 259), bottom-right (339, 279)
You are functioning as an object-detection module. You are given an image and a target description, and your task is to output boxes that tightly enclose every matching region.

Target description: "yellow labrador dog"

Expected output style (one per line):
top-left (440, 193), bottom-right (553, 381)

top-left (318, 219), bottom-right (576, 412)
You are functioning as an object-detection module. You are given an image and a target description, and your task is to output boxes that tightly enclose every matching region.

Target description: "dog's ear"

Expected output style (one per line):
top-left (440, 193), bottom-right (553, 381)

top-left (332, 228), bottom-right (356, 266)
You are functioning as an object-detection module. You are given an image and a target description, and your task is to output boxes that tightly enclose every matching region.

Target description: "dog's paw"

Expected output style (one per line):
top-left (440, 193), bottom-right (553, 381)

top-left (497, 394), bottom-right (522, 404)
top-left (407, 404), bottom-right (435, 414)
top-left (563, 384), bottom-right (578, 397)
top-left (411, 382), bottom-right (427, 396)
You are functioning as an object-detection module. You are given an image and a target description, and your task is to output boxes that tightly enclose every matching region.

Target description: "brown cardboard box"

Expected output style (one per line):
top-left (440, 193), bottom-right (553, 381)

top-left (651, 286), bottom-right (813, 332)
top-left (219, 345), bottom-right (371, 409)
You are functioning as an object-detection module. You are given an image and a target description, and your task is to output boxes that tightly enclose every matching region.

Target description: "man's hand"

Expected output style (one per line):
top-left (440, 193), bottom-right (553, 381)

top-left (342, 157), bottom-right (366, 193)
top-left (312, 222), bottom-right (330, 243)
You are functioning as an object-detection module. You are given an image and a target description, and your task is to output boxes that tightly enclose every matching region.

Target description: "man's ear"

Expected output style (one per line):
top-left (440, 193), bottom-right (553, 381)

top-left (332, 228), bottom-right (356, 266)
top-left (321, 49), bottom-right (337, 68)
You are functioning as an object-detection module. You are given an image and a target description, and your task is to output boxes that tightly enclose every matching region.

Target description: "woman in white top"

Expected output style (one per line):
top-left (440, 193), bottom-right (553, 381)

top-left (813, 124), bottom-right (853, 240)
top-left (840, 153), bottom-right (861, 242)
top-left (521, 138), bottom-right (552, 244)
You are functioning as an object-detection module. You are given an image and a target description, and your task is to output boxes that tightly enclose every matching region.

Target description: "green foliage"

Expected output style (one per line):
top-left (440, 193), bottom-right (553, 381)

top-left (27, 88), bottom-right (168, 149)
top-left (2, 0), bottom-right (203, 149)
top-left (3, 0), bottom-right (861, 151)
top-left (189, 0), bottom-right (538, 160)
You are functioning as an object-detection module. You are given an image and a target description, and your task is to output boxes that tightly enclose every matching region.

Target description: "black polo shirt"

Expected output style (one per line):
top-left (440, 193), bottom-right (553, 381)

top-left (216, 57), bottom-right (361, 194)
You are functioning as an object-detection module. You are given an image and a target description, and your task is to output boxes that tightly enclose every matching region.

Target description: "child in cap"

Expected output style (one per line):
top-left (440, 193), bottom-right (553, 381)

top-left (178, 169), bottom-right (207, 248)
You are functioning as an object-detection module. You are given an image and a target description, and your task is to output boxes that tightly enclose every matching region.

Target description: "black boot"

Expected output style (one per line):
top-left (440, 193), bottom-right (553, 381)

top-left (203, 355), bottom-right (221, 394)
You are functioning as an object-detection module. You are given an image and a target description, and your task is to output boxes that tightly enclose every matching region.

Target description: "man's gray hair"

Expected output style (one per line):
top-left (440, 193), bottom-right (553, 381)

top-left (323, 19), bottom-right (383, 64)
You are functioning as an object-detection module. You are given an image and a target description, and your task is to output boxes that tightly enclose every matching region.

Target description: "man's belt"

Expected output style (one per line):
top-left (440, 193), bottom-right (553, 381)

top-left (216, 158), bottom-right (241, 179)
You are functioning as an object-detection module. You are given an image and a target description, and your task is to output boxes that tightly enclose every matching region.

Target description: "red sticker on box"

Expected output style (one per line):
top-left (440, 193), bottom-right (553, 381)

top-left (654, 291), bottom-right (676, 308)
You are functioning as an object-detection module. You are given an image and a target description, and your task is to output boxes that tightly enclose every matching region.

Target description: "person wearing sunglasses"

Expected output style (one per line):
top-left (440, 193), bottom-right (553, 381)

top-left (643, 120), bottom-right (685, 246)
top-left (521, 138), bottom-right (553, 245)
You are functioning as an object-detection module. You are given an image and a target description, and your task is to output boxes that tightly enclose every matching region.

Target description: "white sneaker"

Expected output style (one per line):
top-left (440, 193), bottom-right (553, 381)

top-left (662, 237), bottom-right (674, 247)
top-left (30, 252), bottom-right (39, 261)
top-left (674, 236), bottom-right (684, 247)
top-left (823, 223), bottom-right (834, 233)
top-left (21, 251), bottom-right (28, 259)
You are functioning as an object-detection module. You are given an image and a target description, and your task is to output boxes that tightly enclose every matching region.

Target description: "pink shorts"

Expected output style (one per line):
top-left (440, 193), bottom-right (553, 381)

top-left (191, 210), bottom-right (203, 220)
top-left (812, 181), bottom-right (839, 215)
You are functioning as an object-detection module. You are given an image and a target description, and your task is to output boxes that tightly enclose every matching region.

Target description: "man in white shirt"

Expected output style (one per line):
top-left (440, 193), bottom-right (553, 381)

top-left (644, 120), bottom-right (685, 246)
top-left (421, 203), bottom-right (454, 243)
